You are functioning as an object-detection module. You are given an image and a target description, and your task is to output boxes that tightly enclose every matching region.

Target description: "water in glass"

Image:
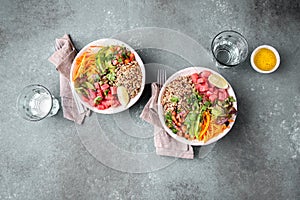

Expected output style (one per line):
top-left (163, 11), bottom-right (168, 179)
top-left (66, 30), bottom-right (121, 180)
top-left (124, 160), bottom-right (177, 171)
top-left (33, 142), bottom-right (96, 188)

top-left (17, 84), bottom-right (59, 121)
top-left (211, 30), bottom-right (248, 67)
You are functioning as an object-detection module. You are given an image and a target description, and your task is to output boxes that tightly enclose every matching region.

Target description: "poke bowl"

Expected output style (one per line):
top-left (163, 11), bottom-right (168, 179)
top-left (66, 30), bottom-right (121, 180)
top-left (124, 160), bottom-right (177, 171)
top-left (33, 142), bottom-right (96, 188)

top-left (157, 67), bottom-right (238, 146)
top-left (70, 38), bottom-right (146, 114)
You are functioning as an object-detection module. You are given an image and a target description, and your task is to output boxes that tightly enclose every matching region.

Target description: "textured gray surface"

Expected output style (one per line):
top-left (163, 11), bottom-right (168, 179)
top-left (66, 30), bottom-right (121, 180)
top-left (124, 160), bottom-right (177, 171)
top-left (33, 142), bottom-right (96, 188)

top-left (0, 0), bottom-right (299, 199)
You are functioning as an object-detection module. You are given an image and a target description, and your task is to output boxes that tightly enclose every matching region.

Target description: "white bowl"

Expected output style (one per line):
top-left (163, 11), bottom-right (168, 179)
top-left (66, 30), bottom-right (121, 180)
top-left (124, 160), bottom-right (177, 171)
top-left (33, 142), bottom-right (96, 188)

top-left (70, 38), bottom-right (146, 114)
top-left (250, 45), bottom-right (280, 74)
top-left (157, 67), bottom-right (238, 146)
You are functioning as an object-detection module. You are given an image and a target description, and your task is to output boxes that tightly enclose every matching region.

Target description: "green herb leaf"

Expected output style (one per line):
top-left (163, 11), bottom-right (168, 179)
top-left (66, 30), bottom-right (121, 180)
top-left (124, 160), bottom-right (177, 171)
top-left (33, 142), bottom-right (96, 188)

top-left (204, 101), bottom-right (211, 107)
top-left (228, 96), bottom-right (236, 102)
top-left (107, 72), bottom-right (116, 81)
top-left (122, 52), bottom-right (128, 59)
top-left (201, 105), bottom-right (207, 112)
top-left (165, 111), bottom-right (178, 134)
top-left (197, 94), bottom-right (202, 102)
top-left (171, 128), bottom-right (178, 133)
top-left (165, 111), bottom-right (172, 121)
top-left (170, 96), bottom-right (179, 103)
top-left (93, 96), bottom-right (102, 104)
top-left (104, 89), bottom-right (109, 96)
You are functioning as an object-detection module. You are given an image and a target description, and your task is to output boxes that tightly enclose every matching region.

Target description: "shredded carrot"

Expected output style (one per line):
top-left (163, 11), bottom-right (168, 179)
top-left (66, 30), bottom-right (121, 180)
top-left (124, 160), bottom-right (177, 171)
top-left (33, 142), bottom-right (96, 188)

top-left (221, 124), bottom-right (228, 131)
top-left (199, 111), bottom-right (211, 140)
top-left (72, 53), bottom-right (86, 81)
top-left (228, 119), bottom-right (234, 123)
top-left (90, 45), bottom-right (104, 48)
top-left (73, 51), bottom-right (100, 81)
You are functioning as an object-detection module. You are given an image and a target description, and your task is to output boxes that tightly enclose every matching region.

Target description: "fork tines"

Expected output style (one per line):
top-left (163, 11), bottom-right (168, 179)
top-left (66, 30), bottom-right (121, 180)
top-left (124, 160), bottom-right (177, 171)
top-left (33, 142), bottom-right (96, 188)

top-left (157, 69), bottom-right (166, 89)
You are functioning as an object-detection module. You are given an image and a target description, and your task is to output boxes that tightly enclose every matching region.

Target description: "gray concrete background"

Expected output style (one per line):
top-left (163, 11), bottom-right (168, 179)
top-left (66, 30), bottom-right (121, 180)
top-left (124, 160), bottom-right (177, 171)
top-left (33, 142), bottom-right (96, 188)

top-left (0, 0), bottom-right (299, 199)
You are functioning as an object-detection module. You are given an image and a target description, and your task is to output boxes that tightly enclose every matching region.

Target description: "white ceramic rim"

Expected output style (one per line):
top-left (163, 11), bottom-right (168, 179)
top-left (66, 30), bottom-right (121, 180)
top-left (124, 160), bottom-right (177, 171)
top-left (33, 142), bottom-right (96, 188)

top-left (157, 67), bottom-right (238, 146)
top-left (250, 45), bottom-right (280, 74)
top-left (70, 38), bottom-right (146, 114)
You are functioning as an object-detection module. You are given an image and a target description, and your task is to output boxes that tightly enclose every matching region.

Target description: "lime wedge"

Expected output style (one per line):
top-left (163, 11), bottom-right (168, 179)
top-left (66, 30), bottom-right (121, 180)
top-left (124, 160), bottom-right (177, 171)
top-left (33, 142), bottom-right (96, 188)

top-left (208, 74), bottom-right (228, 89)
top-left (117, 86), bottom-right (130, 106)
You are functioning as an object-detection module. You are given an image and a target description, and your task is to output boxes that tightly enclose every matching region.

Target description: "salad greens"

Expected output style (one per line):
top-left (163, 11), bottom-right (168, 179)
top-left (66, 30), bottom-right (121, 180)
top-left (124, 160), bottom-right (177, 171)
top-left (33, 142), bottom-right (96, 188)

top-left (72, 45), bottom-right (136, 110)
top-left (163, 71), bottom-right (237, 142)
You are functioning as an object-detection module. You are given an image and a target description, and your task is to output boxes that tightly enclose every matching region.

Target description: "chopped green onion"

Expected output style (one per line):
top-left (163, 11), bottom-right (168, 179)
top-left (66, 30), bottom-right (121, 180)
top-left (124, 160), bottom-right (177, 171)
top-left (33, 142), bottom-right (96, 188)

top-left (107, 72), bottom-right (116, 81)
top-left (104, 89), bottom-right (109, 96)
top-left (170, 96), bottom-right (179, 103)
top-left (94, 96), bottom-right (102, 104)
top-left (228, 96), bottom-right (236, 102)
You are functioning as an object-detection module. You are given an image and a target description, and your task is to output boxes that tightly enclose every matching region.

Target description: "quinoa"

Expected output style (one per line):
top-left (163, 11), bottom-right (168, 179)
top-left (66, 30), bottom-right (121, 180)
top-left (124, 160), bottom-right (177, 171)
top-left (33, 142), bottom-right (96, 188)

top-left (115, 61), bottom-right (142, 99)
top-left (161, 75), bottom-right (193, 115)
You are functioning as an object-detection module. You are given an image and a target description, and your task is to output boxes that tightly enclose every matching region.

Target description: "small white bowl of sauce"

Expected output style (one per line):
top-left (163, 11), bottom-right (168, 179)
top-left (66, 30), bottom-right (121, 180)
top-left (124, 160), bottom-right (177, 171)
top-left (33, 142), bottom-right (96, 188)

top-left (250, 45), bottom-right (280, 74)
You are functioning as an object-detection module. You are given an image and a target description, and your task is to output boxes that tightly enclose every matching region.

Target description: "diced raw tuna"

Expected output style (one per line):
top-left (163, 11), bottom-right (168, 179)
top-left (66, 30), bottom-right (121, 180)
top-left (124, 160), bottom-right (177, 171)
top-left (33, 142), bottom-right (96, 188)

top-left (94, 82), bottom-right (100, 90)
top-left (88, 89), bottom-right (97, 99)
top-left (101, 83), bottom-right (110, 91)
top-left (208, 86), bottom-right (216, 93)
top-left (209, 94), bottom-right (218, 102)
top-left (213, 89), bottom-right (219, 97)
top-left (97, 104), bottom-right (106, 110)
top-left (218, 89), bottom-right (226, 93)
top-left (218, 91), bottom-right (227, 101)
top-left (197, 83), bottom-right (209, 92)
top-left (197, 77), bottom-right (206, 84)
top-left (106, 94), bottom-right (115, 100)
top-left (191, 73), bottom-right (199, 84)
top-left (195, 84), bottom-right (201, 92)
top-left (101, 100), bottom-right (111, 108)
top-left (206, 91), bottom-right (213, 97)
top-left (96, 88), bottom-right (103, 97)
top-left (81, 96), bottom-right (89, 102)
top-left (110, 86), bottom-right (117, 95)
top-left (89, 99), bottom-right (96, 107)
top-left (218, 89), bottom-right (228, 99)
top-left (200, 70), bottom-right (212, 78)
top-left (111, 99), bottom-right (121, 107)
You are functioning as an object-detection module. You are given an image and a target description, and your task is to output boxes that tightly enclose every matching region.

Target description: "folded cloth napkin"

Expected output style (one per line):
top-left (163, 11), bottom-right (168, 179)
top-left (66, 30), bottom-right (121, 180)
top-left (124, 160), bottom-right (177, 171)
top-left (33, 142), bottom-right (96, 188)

top-left (140, 83), bottom-right (194, 159)
top-left (48, 34), bottom-right (90, 124)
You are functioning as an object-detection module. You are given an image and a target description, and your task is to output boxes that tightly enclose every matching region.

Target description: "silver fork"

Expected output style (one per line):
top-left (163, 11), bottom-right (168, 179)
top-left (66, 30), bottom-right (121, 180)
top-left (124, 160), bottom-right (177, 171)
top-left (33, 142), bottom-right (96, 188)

top-left (157, 68), bottom-right (167, 89)
top-left (151, 69), bottom-right (166, 113)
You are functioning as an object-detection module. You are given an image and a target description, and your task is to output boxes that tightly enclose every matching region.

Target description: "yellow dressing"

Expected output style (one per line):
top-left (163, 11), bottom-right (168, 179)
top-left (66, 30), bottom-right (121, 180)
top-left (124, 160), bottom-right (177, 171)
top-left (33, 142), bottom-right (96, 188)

top-left (254, 48), bottom-right (277, 71)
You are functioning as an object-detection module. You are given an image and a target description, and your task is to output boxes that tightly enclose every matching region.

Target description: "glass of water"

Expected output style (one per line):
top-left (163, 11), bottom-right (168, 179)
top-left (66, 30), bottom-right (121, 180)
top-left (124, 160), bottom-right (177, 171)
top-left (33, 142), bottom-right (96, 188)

top-left (17, 84), bottom-right (60, 121)
top-left (211, 30), bottom-right (248, 68)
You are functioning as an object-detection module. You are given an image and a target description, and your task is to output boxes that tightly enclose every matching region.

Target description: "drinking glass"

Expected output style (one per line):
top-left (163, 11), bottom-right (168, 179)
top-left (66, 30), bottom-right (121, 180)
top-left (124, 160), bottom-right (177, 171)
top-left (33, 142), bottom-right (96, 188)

top-left (17, 84), bottom-right (60, 121)
top-left (211, 30), bottom-right (248, 68)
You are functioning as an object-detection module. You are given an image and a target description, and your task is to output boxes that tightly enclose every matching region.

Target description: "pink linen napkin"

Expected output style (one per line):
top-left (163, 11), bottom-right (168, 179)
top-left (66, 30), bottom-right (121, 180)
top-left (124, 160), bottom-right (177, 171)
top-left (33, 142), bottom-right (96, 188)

top-left (48, 34), bottom-right (90, 124)
top-left (140, 83), bottom-right (194, 159)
